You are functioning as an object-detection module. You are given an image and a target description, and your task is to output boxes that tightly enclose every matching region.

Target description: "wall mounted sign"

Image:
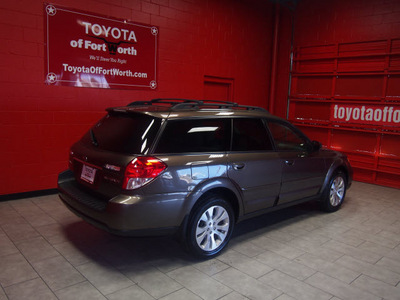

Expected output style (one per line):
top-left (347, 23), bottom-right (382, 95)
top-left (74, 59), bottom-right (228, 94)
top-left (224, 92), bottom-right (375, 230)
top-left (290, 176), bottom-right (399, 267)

top-left (331, 104), bottom-right (400, 126)
top-left (44, 3), bottom-right (158, 89)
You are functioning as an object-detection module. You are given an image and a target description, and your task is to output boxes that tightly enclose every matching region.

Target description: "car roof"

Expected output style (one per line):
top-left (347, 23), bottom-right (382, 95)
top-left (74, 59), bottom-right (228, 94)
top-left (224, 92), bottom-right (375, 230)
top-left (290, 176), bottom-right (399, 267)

top-left (108, 98), bottom-right (284, 121)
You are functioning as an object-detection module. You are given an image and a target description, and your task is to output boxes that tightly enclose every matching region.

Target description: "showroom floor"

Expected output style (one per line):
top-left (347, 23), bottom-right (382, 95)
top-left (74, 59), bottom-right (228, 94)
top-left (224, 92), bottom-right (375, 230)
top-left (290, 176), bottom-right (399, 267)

top-left (0, 182), bottom-right (400, 300)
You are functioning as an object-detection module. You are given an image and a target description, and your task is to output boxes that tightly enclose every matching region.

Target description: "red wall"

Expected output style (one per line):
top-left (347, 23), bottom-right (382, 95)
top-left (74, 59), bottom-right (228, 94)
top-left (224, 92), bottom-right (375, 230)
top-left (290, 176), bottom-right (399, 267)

top-left (294, 0), bottom-right (400, 46)
top-left (4, 0), bottom-right (399, 194)
top-left (0, 0), bottom-right (285, 195)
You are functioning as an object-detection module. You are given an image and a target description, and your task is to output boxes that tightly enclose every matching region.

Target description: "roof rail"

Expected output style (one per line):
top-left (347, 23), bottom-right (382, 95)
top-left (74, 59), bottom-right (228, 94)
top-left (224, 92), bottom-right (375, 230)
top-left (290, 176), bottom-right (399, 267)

top-left (127, 98), bottom-right (268, 112)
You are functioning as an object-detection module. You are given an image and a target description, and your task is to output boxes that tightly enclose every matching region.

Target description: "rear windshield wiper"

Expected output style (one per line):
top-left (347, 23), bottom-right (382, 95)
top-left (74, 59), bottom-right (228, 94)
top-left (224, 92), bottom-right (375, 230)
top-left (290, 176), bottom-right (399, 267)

top-left (90, 129), bottom-right (99, 147)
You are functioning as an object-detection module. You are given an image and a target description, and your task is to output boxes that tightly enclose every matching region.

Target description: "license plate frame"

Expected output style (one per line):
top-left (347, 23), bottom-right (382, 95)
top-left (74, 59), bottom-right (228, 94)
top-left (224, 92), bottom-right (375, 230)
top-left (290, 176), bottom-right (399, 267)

top-left (80, 164), bottom-right (97, 184)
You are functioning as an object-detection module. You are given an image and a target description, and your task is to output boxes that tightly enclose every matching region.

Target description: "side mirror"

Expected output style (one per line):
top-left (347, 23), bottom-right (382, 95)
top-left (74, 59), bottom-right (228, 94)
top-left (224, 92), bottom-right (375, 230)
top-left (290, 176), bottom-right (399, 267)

top-left (311, 140), bottom-right (322, 152)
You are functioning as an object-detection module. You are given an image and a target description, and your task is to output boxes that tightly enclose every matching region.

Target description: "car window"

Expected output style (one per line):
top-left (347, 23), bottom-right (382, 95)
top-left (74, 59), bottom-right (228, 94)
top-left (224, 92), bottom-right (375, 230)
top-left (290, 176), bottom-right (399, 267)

top-left (82, 112), bottom-right (161, 155)
top-left (155, 118), bottom-right (230, 153)
top-left (232, 118), bottom-right (273, 151)
top-left (267, 121), bottom-right (308, 151)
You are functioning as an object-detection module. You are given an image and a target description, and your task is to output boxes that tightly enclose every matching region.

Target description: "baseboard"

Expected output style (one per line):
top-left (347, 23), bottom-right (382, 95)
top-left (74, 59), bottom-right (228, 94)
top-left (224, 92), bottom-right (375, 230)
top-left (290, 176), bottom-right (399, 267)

top-left (0, 189), bottom-right (58, 202)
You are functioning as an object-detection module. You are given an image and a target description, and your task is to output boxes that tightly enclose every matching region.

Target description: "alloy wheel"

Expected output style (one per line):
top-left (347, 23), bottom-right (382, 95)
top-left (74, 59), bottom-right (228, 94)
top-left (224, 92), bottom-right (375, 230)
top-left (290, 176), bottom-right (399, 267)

top-left (195, 205), bottom-right (230, 251)
top-left (330, 176), bottom-right (345, 207)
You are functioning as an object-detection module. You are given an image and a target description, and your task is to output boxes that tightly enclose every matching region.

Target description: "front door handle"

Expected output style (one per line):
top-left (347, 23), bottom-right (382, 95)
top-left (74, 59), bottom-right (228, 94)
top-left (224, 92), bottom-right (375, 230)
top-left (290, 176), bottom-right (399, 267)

top-left (232, 163), bottom-right (245, 170)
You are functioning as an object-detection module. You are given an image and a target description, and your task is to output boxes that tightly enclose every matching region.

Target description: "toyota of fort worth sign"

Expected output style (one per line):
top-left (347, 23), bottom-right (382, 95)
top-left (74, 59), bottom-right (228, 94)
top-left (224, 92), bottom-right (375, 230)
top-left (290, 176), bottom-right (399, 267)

top-left (44, 3), bottom-right (158, 90)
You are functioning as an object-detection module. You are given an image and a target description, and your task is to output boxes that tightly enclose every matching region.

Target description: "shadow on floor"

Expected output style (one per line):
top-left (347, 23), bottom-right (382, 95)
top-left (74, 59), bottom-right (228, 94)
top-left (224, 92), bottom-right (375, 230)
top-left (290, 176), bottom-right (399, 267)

top-left (61, 199), bottom-right (327, 268)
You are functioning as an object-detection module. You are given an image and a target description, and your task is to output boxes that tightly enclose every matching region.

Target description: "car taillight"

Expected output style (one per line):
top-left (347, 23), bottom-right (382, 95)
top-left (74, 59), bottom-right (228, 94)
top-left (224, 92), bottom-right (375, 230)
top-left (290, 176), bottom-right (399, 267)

top-left (123, 156), bottom-right (167, 190)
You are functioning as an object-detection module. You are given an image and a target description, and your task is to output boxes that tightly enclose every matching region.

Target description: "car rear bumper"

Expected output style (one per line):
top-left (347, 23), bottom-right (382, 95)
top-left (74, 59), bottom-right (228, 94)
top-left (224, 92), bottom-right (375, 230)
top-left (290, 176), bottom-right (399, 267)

top-left (57, 170), bottom-right (186, 236)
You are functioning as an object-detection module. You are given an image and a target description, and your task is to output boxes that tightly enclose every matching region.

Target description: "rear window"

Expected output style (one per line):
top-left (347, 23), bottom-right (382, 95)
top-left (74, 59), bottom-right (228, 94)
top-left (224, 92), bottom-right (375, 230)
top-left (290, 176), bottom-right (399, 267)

top-left (82, 111), bottom-right (161, 154)
top-left (155, 118), bottom-right (230, 153)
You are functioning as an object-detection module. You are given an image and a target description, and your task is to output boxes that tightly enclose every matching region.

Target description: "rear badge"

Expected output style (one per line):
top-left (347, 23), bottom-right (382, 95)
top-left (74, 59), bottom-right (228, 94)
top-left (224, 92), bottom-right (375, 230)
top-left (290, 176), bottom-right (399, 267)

top-left (104, 164), bottom-right (121, 172)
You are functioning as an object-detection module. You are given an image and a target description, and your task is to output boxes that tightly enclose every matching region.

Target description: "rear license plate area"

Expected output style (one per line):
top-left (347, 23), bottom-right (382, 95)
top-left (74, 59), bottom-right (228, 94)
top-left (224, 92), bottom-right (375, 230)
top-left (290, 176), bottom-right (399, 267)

top-left (81, 164), bottom-right (97, 184)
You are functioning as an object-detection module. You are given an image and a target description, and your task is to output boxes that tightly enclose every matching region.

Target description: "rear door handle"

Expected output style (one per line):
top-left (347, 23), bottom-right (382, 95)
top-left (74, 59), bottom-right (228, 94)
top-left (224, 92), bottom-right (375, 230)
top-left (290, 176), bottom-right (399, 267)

top-left (232, 163), bottom-right (245, 170)
top-left (285, 160), bottom-right (294, 166)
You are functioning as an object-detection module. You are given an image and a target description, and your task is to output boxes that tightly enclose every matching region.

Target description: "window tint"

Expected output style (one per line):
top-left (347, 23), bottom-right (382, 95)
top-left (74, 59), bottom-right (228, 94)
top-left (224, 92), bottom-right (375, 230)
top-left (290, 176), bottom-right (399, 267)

top-left (267, 121), bottom-right (308, 151)
top-left (81, 112), bottom-right (161, 155)
top-left (155, 119), bottom-right (230, 153)
top-left (232, 118), bottom-right (273, 151)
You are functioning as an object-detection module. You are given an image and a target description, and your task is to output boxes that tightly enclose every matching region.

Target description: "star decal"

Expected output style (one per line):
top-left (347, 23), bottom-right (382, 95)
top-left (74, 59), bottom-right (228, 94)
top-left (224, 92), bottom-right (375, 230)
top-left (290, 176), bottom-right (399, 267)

top-left (151, 27), bottom-right (158, 36)
top-left (46, 5), bottom-right (57, 16)
top-left (150, 80), bottom-right (157, 89)
top-left (47, 73), bottom-right (57, 84)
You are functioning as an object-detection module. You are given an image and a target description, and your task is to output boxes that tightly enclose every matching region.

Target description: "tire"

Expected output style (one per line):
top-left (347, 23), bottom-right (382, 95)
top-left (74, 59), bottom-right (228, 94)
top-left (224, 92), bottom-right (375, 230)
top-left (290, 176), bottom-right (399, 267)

top-left (321, 171), bottom-right (347, 212)
top-left (186, 196), bottom-right (234, 259)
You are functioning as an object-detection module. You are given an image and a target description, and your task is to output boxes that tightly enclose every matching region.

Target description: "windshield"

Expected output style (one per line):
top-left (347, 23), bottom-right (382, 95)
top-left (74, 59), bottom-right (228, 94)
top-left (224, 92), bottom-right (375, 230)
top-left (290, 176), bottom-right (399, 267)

top-left (81, 111), bottom-right (161, 155)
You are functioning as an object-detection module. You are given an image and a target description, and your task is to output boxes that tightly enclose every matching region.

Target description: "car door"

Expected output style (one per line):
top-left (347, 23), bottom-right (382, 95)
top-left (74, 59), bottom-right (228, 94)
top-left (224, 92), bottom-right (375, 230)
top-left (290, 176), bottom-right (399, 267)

top-left (267, 121), bottom-right (327, 205)
top-left (227, 118), bottom-right (282, 214)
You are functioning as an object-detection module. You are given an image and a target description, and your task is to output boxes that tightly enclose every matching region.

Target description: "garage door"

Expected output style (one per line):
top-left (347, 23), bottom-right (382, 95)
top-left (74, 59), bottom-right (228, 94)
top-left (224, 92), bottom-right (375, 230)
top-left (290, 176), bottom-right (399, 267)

top-left (288, 39), bottom-right (400, 188)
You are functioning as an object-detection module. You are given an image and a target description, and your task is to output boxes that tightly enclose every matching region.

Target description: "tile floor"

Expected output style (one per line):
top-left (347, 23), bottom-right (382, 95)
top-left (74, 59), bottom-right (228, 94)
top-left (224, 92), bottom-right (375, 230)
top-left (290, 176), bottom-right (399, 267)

top-left (1, 181), bottom-right (400, 300)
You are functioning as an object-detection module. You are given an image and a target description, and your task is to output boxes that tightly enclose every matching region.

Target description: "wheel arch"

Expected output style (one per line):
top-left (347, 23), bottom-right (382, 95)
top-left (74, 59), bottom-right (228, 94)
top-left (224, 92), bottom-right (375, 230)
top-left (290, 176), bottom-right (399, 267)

top-left (320, 160), bottom-right (350, 196)
top-left (178, 178), bottom-right (243, 239)
top-left (192, 187), bottom-right (241, 222)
